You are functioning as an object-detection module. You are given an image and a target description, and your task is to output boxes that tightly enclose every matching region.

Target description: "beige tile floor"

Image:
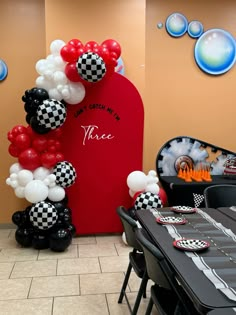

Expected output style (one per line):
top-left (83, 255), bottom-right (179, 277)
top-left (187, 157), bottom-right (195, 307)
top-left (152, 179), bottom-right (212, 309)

top-left (0, 229), bottom-right (159, 315)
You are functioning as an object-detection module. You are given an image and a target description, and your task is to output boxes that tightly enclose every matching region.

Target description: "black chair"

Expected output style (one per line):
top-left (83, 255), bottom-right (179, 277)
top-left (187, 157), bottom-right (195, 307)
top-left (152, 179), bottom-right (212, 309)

top-left (135, 228), bottom-right (199, 315)
top-left (204, 184), bottom-right (236, 208)
top-left (116, 206), bottom-right (149, 315)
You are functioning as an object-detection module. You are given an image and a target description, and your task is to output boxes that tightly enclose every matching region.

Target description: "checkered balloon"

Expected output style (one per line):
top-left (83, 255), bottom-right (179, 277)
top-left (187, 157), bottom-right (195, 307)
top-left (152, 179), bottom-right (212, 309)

top-left (76, 52), bottom-right (106, 83)
top-left (36, 99), bottom-right (67, 130)
top-left (29, 201), bottom-right (58, 230)
top-left (53, 161), bottom-right (76, 188)
top-left (134, 191), bottom-right (163, 210)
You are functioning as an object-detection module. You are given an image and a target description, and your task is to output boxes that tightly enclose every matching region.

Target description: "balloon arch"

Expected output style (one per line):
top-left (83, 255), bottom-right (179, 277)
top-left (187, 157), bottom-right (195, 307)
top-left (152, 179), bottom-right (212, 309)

top-left (6, 38), bottom-right (121, 252)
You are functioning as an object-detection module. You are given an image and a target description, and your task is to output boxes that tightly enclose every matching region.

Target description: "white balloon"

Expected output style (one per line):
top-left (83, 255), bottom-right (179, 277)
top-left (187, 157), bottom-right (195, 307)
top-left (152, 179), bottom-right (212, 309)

top-left (63, 82), bottom-right (86, 105)
top-left (9, 163), bottom-right (22, 174)
top-left (33, 167), bottom-right (51, 180)
top-left (10, 180), bottom-right (18, 188)
top-left (6, 178), bottom-right (11, 185)
top-left (127, 171), bottom-right (147, 192)
top-left (48, 88), bottom-right (62, 100)
top-left (48, 174), bottom-right (56, 182)
top-left (10, 173), bottom-right (17, 180)
top-left (53, 71), bottom-right (67, 85)
top-left (24, 180), bottom-right (48, 203)
top-left (145, 183), bottom-right (160, 195)
top-left (146, 175), bottom-right (159, 184)
top-left (17, 170), bottom-right (33, 186)
top-left (35, 59), bottom-right (48, 75)
top-left (48, 185), bottom-right (65, 202)
top-left (50, 39), bottom-right (66, 55)
top-left (129, 189), bottom-right (136, 198)
top-left (148, 170), bottom-right (157, 177)
top-left (14, 186), bottom-right (25, 198)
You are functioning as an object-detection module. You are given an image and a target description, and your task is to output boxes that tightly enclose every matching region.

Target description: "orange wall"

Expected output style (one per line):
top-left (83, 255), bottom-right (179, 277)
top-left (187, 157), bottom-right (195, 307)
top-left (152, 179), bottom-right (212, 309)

top-left (0, 0), bottom-right (46, 223)
top-left (1, 0), bottom-right (236, 224)
top-left (145, 0), bottom-right (236, 171)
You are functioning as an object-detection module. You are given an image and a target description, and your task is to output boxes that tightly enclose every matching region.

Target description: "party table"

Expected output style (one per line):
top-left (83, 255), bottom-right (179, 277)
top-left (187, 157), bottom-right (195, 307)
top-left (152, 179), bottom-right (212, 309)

top-left (136, 207), bottom-right (236, 314)
top-left (160, 175), bottom-right (236, 207)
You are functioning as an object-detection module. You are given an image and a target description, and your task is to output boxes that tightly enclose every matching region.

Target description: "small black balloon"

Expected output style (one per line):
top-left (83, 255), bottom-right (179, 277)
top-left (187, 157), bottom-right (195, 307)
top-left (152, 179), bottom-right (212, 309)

top-left (15, 227), bottom-right (34, 247)
top-left (49, 228), bottom-right (72, 252)
top-left (12, 211), bottom-right (22, 226)
top-left (66, 223), bottom-right (76, 237)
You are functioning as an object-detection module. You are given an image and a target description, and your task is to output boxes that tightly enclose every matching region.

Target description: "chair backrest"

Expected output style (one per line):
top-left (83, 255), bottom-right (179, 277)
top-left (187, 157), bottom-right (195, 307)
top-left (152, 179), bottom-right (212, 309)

top-left (116, 206), bottom-right (142, 251)
top-left (135, 228), bottom-right (197, 313)
top-left (204, 184), bottom-right (236, 208)
top-left (135, 228), bottom-right (173, 290)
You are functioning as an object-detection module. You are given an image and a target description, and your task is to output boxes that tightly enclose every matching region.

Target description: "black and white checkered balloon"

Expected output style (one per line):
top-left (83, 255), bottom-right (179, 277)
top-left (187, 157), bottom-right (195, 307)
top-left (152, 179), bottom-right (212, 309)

top-left (29, 201), bottom-right (58, 230)
top-left (53, 161), bottom-right (76, 188)
top-left (76, 52), bottom-right (106, 82)
top-left (134, 191), bottom-right (163, 210)
top-left (36, 99), bottom-right (66, 130)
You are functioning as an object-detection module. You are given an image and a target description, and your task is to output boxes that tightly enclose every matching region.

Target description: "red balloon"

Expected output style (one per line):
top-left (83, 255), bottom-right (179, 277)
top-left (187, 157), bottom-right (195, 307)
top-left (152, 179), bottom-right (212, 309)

top-left (65, 62), bottom-right (81, 82)
top-left (68, 39), bottom-right (83, 49)
top-left (48, 128), bottom-right (63, 139)
top-left (97, 46), bottom-right (110, 62)
top-left (18, 148), bottom-right (41, 170)
top-left (7, 131), bottom-right (14, 143)
top-left (101, 39), bottom-right (121, 59)
top-left (11, 125), bottom-right (27, 137)
top-left (41, 152), bottom-right (57, 169)
top-left (159, 188), bottom-right (168, 206)
top-left (85, 41), bottom-right (99, 50)
top-left (32, 137), bottom-right (48, 152)
top-left (55, 152), bottom-right (65, 163)
top-left (77, 47), bottom-right (85, 57)
top-left (60, 45), bottom-right (78, 63)
top-left (15, 133), bottom-right (31, 151)
top-left (8, 143), bottom-right (20, 157)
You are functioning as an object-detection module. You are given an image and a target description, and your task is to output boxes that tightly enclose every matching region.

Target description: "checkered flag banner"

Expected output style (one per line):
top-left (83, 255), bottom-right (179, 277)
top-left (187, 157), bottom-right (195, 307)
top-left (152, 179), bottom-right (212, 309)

top-left (76, 52), bottom-right (106, 83)
top-left (30, 201), bottom-right (58, 230)
top-left (193, 193), bottom-right (205, 208)
top-left (37, 99), bottom-right (67, 130)
top-left (134, 191), bottom-right (163, 210)
top-left (53, 161), bottom-right (77, 188)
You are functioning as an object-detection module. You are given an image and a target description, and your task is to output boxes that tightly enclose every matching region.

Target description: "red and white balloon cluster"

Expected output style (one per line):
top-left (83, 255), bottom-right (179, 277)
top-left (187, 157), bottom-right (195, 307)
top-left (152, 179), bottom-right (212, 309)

top-left (35, 38), bottom-right (121, 105)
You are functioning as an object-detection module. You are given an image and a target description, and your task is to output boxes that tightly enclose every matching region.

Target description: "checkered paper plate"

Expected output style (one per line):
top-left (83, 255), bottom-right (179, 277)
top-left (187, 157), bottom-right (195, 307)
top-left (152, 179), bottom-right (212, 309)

top-left (170, 206), bottom-right (197, 214)
top-left (156, 216), bottom-right (187, 225)
top-left (173, 239), bottom-right (210, 252)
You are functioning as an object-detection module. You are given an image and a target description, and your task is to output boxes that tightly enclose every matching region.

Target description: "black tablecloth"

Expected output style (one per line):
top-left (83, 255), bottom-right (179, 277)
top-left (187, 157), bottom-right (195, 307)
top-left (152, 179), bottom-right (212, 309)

top-left (136, 208), bottom-right (236, 314)
top-left (160, 175), bottom-right (236, 207)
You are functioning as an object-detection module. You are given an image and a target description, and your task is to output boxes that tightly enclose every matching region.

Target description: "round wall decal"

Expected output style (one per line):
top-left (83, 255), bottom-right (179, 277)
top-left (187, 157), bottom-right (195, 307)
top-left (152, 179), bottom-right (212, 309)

top-left (0, 59), bottom-right (8, 81)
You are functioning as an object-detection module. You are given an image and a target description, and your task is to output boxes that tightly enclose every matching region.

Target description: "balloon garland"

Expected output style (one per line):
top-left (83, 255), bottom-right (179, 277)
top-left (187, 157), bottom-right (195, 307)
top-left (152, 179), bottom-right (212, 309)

top-left (6, 38), bottom-right (121, 251)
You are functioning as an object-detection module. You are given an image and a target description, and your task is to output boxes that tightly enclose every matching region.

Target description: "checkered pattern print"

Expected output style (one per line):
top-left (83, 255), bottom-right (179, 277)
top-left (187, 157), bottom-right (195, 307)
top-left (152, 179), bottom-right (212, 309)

top-left (193, 193), bottom-right (205, 208)
top-left (134, 191), bottom-right (163, 210)
top-left (29, 201), bottom-right (58, 230)
top-left (53, 161), bottom-right (76, 188)
top-left (175, 239), bottom-right (208, 250)
top-left (76, 52), bottom-right (106, 82)
top-left (36, 99), bottom-right (66, 130)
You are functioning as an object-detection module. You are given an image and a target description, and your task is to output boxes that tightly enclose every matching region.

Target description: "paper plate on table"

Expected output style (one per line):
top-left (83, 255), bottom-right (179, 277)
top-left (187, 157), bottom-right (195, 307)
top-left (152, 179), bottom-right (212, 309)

top-left (173, 239), bottom-right (210, 252)
top-left (170, 206), bottom-right (197, 214)
top-left (156, 216), bottom-right (187, 225)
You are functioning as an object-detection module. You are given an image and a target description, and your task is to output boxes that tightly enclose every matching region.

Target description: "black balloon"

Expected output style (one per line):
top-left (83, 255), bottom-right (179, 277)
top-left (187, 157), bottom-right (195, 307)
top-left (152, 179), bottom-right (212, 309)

top-left (32, 234), bottom-right (50, 249)
top-left (66, 224), bottom-right (76, 237)
top-left (30, 116), bottom-right (50, 134)
top-left (49, 228), bottom-right (72, 252)
top-left (12, 211), bottom-right (23, 226)
top-left (15, 227), bottom-right (34, 247)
